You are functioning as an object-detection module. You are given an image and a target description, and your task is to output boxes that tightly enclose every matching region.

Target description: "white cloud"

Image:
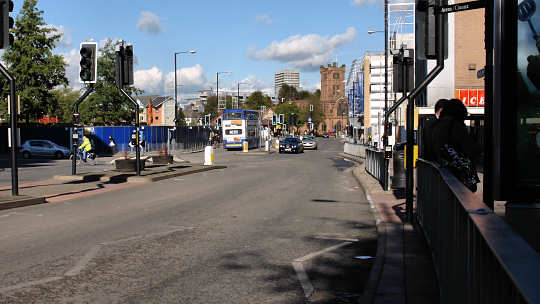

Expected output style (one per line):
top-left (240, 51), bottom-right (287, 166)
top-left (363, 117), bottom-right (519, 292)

top-left (46, 25), bottom-right (73, 49)
top-left (351, 0), bottom-right (380, 6)
top-left (254, 14), bottom-right (273, 25)
top-left (61, 48), bottom-right (82, 89)
top-left (302, 82), bottom-right (321, 92)
top-left (248, 27), bottom-right (356, 71)
top-left (134, 67), bottom-right (164, 95)
top-left (164, 64), bottom-right (208, 95)
top-left (137, 11), bottom-right (164, 34)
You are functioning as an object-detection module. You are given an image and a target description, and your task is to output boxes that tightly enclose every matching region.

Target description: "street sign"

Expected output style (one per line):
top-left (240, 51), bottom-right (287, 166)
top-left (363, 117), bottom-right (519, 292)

top-left (308, 117), bottom-right (312, 123)
top-left (437, 0), bottom-right (484, 14)
top-left (477, 68), bottom-right (485, 79)
top-left (309, 104), bottom-right (313, 112)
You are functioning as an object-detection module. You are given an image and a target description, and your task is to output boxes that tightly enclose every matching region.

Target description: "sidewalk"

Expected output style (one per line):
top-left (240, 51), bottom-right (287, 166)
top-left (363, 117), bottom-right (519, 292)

top-left (0, 160), bottom-right (226, 211)
top-left (342, 154), bottom-right (439, 304)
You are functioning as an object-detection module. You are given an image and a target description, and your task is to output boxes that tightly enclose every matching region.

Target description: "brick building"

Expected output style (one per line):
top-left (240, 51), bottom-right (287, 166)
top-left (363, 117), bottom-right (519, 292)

top-left (319, 62), bottom-right (348, 134)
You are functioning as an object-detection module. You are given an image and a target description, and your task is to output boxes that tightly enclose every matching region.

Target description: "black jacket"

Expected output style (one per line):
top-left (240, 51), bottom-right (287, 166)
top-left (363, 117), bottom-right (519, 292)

top-left (421, 116), bottom-right (438, 161)
top-left (431, 116), bottom-right (482, 163)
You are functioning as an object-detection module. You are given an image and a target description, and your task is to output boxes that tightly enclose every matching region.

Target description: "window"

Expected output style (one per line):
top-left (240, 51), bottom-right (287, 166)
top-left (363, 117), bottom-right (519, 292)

top-left (156, 117), bottom-right (159, 120)
top-left (225, 129), bottom-right (242, 135)
top-left (224, 112), bottom-right (242, 120)
top-left (248, 129), bottom-right (256, 137)
top-left (155, 109), bottom-right (159, 113)
top-left (333, 73), bottom-right (339, 79)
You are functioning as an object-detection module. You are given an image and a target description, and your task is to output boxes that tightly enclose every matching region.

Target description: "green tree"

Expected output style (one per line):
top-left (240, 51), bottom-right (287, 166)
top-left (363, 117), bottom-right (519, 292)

top-left (1, 0), bottom-right (68, 123)
top-left (245, 91), bottom-right (271, 110)
top-left (176, 108), bottom-right (187, 126)
top-left (278, 84), bottom-right (299, 101)
top-left (307, 93), bottom-right (325, 129)
top-left (51, 87), bottom-right (81, 123)
top-left (82, 39), bottom-right (144, 124)
top-left (298, 90), bottom-right (312, 100)
top-left (274, 102), bottom-right (304, 127)
top-left (203, 95), bottom-right (218, 121)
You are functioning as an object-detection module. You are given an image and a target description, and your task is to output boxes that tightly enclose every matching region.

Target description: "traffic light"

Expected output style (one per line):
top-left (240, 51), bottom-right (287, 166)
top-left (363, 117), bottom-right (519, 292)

top-left (115, 43), bottom-right (134, 88)
top-left (279, 114), bottom-right (284, 124)
top-left (79, 42), bottom-right (97, 83)
top-left (123, 45), bottom-right (134, 85)
top-left (416, 0), bottom-right (448, 60)
top-left (272, 114), bottom-right (277, 125)
top-left (385, 122), bottom-right (393, 136)
top-left (0, 0), bottom-right (13, 49)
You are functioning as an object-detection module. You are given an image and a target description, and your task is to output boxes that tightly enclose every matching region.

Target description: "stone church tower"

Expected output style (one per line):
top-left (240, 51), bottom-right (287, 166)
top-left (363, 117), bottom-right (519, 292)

top-left (319, 62), bottom-right (347, 134)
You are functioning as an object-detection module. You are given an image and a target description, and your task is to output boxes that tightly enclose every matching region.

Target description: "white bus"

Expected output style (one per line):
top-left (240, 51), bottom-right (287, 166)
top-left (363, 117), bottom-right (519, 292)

top-left (222, 109), bottom-right (260, 150)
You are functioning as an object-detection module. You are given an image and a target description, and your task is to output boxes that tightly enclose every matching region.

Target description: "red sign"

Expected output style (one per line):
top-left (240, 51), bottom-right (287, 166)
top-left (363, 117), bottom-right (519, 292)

top-left (455, 89), bottom-right (485, 107)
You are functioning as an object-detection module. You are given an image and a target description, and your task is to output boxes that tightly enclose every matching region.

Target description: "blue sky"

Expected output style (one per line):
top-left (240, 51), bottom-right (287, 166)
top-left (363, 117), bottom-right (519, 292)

top-left (23, 0), bottom-right (385, 100)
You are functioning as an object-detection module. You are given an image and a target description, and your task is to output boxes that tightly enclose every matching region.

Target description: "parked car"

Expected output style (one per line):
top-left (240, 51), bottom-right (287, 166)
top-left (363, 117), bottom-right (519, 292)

top-left (321, 133), bottom-right (330, 138)
top-left (302, 136), bottom-right (318, 150)
top-left (20, 140), bottom-right (71, 159)
top-left (279, 137), bottom-right (304, 154)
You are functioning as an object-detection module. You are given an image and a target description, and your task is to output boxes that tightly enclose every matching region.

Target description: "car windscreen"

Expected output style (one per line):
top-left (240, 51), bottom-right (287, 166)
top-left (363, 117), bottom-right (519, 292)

top-left (224, 112), bottom-right (242, 120)
top-left (284, 139), bottom-right (299, 144)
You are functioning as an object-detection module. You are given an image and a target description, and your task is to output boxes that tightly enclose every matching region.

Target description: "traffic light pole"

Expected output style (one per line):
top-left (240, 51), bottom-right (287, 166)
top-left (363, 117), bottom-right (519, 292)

top-left (118, 88), bottom-right (141, 176)
top-left (71, 84), bottom-right (94, 176)
top-left (0, 62), bottom-right (19, 196)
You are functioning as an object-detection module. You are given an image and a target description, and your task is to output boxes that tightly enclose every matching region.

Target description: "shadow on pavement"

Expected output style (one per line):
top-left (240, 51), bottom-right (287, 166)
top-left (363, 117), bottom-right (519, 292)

top-left (327, 157), bottom-right (354, 172)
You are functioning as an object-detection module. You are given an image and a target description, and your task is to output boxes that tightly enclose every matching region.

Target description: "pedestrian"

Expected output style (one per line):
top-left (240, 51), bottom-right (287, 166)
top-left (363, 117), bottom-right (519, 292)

top-left (422, 99), bottom-right (448, 161)
top-left (431, 98), bottom-right (482, 191)
top-left (108, 136), bottom-right (117, 155)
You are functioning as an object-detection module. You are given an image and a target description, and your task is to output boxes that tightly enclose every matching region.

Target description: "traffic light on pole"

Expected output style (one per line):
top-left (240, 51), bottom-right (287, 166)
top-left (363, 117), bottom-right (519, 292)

top-left (123, 45), bottom-right (134, 85)
top-left (0, 0), bottom-right (13, 49)
top-left (79, 42), bottom-right (97, 83)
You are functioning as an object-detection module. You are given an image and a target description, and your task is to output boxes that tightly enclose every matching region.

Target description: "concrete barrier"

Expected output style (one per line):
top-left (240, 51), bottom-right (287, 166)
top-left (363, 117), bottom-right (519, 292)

top-left (344, 142), bottom-right (366, 158)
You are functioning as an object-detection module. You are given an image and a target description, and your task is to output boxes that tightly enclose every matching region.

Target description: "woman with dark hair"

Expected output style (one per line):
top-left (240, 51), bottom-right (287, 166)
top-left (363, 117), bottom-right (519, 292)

top-left (431, 98), bottom-right (482, 191)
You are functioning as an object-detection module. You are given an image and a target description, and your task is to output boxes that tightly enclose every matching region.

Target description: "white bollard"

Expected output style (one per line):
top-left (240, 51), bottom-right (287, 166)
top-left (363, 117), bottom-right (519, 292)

top-left (275, 139), bottom-right (279, 150)
top-left (204, 145), bottom-right (214, 165)
top-left (265, 140), bottom-right (269, 152)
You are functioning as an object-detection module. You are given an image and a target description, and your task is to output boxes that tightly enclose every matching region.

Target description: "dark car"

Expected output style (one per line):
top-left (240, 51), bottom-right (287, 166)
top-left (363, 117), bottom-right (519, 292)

top-left (321, 133), bottom-right (329, 138)
top-left (279, 137), bottom-right (304, 154)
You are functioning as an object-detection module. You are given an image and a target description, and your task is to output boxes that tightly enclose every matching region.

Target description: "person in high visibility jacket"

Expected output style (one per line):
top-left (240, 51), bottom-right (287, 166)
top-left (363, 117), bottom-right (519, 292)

top-left (78, 136), bottom-right (92, 161)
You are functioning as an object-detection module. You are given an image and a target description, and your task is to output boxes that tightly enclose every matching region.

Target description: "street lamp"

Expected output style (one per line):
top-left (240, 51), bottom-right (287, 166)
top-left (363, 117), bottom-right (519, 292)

top-left (216, 71), bottom-right (232, 122)
top-left (174, 50), bottom-right (196, 125)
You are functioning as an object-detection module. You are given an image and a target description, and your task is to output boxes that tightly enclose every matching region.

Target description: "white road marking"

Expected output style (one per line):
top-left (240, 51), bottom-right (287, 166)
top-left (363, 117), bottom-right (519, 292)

top-left (0, 226), bottom-right (197, 294)
top-left (65, 244), bottom-right (102, 277)
top-left (0, 277), bottom-right (63, 294)
top-left (292, 241), bottom-right (353, 300)
top-left (292, 261), bottom-right (314, 299)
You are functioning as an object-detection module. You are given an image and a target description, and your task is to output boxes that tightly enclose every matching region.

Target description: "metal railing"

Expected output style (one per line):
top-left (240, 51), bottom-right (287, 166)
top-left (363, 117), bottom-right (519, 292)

top-left (365, 147), bottom-right (389, 190)
top-left (416, 159), bottom-right (540, 304)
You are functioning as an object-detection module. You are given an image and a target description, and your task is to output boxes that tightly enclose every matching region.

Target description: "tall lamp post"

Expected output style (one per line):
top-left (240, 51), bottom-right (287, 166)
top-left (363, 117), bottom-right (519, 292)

top-left (216, 71), bottom-right (232, 123)
top-left (174, 50), bottom-right (196, 125)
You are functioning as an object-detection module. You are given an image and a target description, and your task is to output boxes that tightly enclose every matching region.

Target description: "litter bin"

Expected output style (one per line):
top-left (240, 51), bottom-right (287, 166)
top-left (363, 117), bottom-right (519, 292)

top-left (392, 142), bottom-right (406, 189)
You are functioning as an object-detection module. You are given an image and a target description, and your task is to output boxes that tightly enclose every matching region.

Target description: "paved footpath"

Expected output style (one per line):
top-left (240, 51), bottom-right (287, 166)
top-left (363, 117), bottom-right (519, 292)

top-left (342, 153), bottom-right (440, 304)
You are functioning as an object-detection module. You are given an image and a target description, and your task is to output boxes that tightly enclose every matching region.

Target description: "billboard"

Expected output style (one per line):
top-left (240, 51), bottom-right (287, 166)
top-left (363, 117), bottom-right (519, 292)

top-left (455, 89), bottom-right (485, 107)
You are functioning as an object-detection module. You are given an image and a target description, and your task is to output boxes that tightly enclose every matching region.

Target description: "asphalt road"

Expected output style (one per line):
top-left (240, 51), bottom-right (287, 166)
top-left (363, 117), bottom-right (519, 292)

top-left (0, 138), bottom-right (377, 304)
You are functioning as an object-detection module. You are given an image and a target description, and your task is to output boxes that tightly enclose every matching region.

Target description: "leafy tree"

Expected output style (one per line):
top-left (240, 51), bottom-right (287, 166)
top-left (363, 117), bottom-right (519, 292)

top-left (298, 90), bottom-right (312, 100)
top-left (202, 95), bottom-right (218, 121)
top-left (1, 0), bottom-right (68, 123)
top-left (307, 93), bottom-right (325, 129)
top-left (245, 91), bottom-right (271, 110)
top-left (274, 102), bottom-right (304, 127)
top-left (278, 84), bottom-right (299, 101)
top-left (51, 87), bottom-right (81, 123)
top-left (82, 39), bottom-right (144, 124)
top-left (176, 108), bottom-right (187, 126)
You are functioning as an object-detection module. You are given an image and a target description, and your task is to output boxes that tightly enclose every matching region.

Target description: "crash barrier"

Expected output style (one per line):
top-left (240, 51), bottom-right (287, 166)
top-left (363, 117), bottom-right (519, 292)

top-left (416, 159), bottom-right (540, 304)
top-left (0, 125), bottom-right (212, 155)
top-left (365, 147), bottom-right (388, 190)
top-left (344, 142), bottom-right (366, 158)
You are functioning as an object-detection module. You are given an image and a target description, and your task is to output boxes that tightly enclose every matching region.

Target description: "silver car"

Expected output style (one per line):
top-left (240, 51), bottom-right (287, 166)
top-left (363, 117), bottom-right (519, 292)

top-left (302, 136), bottom-right (318, 150)
top-left (20, 140), bottom-right (71, 159)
